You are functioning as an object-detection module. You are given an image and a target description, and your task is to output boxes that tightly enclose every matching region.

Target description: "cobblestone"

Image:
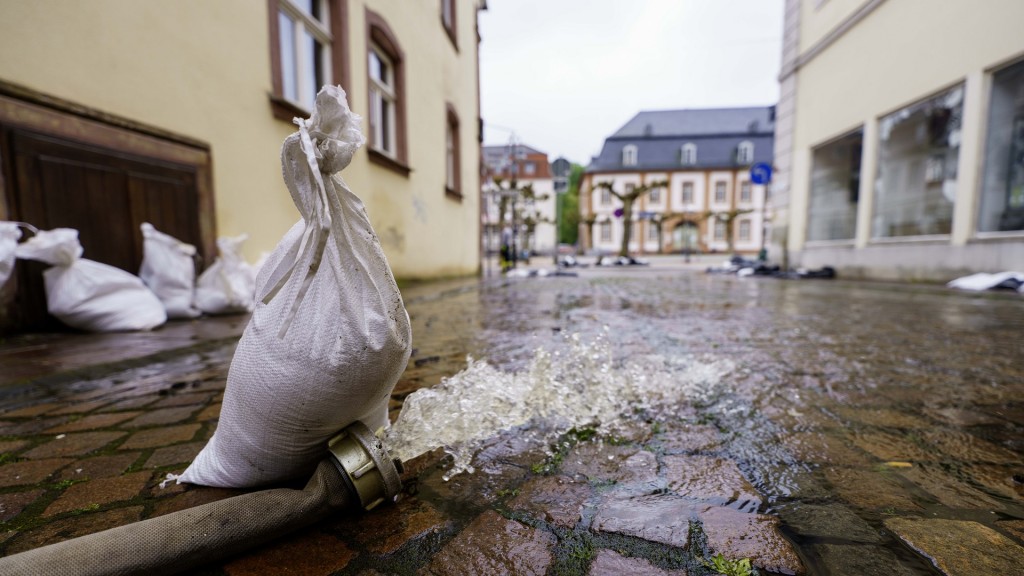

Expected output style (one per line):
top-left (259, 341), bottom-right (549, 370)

top-left (0, 267), bottom-right (1021, 574)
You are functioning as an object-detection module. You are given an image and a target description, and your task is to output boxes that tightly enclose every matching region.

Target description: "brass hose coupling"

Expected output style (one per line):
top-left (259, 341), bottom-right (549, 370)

top-left (327, 420), bottom-right (404, 511)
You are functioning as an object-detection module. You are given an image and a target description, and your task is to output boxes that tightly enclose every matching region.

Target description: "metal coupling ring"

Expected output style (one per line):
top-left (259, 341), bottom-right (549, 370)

top-left (327, 421), bottom-right (404, 511)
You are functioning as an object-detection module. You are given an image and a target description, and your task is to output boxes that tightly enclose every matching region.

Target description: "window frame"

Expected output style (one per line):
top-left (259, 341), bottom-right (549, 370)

top-left (738, 219), bottom-right (752, 241)
top-left (268, 0), bottom-right (347, 122)
top-left (737, 140), bottom-right (754, 164)
top-left (365, 8), bottom-right (409, 175)
top-left (681, 181), bottom-right (694, 204)
top-left (714, 181), bottom-right (727, 204)
top-left (600, 188), bottom-right (612, 206)
top-left (622, 144), bottom-right (638, 167)
top-left (441, 0), bottom-right (458, 50)
top-left (600, 221), bottom-right (612, 242)
top-left (681, 142), bottom-right (697, 166)
top-left (445, 103), bottom-right (461, 200)
top-left (739, 181), bottom-right (752, 203)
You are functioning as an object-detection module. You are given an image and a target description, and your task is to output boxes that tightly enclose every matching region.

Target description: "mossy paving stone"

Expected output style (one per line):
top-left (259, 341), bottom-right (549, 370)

top-left (56, 452), bottom-right (140, 481)
top-left (21, 431), bottom-right (126, 459)
top-left (221, 529), bottom-right (357, 576)
top-left (4, 506), bottom-right (144, 554)
top-left (328, 496), bottom-right (449, 555)
top-left (0, 458), bottom-right (73, 488)
top-left (698, 505), bottom-right (804, 575)
top-left (811, 543), bottom-right (916, 576)
top-left (662, 454), bottom-right (762, 512)
top-left (43, 470), bottom-right (152, 517)
top-left (0, 489), bottom-right (45, 523)
top-left (507, 475), bottom-right (593, 529)
top-left (592, 493), bottom-right (695, 548)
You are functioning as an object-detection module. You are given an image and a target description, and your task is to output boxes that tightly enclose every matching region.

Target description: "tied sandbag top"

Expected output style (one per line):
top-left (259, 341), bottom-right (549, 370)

top-left (261, 85), bottom-right (367, 336)
top-left (14, 228), bottom-right (84, 267)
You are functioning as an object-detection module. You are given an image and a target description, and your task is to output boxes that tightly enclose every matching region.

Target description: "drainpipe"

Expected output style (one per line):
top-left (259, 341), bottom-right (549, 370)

top-left (0, 421), bottom-right (402, 576)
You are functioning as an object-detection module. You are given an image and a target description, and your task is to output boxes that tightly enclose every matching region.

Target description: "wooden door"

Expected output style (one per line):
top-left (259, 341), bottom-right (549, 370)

top-left (2, 129), bottom-right (203, 332)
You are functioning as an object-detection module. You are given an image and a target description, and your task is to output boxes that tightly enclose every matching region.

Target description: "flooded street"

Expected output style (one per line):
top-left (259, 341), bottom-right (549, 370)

top-left (396, 264), bottom-right (1024, 574)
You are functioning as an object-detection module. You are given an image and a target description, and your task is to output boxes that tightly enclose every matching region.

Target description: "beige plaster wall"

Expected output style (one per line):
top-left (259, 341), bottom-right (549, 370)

top-left (789, 0), bottom-right (1024, 253)
top-left (0, 0), bottom-right (482, 279)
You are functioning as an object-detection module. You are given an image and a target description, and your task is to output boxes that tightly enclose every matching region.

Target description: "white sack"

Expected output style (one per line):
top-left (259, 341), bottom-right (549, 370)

top-left (180, 86), bottom-right (412, 487)
top-left (947, 271), bottom-right (1024, 292)
top-left (139, 223), bottom-right (201, 319)
top-left (193, 234), bottom-right (255, 315)
top-left (0, 222), bottom-right (22, 286)
top-left (14, 228), bottom-right (166, 332)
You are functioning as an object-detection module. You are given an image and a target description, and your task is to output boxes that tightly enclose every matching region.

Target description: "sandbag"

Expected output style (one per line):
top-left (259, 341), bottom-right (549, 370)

top-left (14, 228), bottom-right (166, 332)
top-left (139, 222), bottom-right (201, 319)
top-left (179, 85), bottom-right (412, 487)
top-left (0, 221), bottom-right (21, 286)
top-left (193, 234), bottom-right (255, 315)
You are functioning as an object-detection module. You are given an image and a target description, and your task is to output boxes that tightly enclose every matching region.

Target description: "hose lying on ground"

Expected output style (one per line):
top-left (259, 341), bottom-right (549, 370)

top-left (0, 421), bottom-right (402, 576)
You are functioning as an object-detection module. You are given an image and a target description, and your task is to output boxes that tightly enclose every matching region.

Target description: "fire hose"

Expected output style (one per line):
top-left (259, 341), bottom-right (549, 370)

top-left (0, 421), bottom-right (403, 576)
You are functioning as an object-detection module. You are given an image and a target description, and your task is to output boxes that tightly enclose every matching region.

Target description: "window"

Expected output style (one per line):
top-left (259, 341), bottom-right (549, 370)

top-left (524, 162), bottom-right (536, 176)
top-left (649, 187), bottom-right (661, 204)
top-left (623, 145), bottom-right (638, 166)
top-left (808, 130), bottom-right (863, 241)
top-left (681, 182), bottom-right (694, 204)
top-left (979, 59), bottom-right (1024, 232)
top-left (445, 104), bottom-right (460, 198)
top-left (714, 221), bottom-right (726, 240)
top-left (739, 219), bottom-right (751, 241)
top-left (739, 181), bottom-right (751, 203)
top-left (647, 222), bottom-right (659, 241)
top-left (625, 183), bottom-right (635, 194)
top-left (681, 143), bottom-right (697, 166)
top-left (874, 85), bottom-right (962, 238)
top-left (271, 0), bottom-right (341, 119)
top-left (714, 182), bottom-right (727, 204)
top-left (737, 141), bottom-right (754, 164)
top-left (601, 188), bottom-right (612, 206)
top-left (366, 10), bottom-right (408, 173)
top-left (600, 221), bottom-right (612, 242)
top-left (441, 0), bottom-right (457, 48)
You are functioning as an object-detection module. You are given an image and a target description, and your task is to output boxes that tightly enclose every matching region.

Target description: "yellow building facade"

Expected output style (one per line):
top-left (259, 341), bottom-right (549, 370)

top-left (0, 0), bottom-right (483, 330)
top-left (773, 0), bottom-right (1024, 280)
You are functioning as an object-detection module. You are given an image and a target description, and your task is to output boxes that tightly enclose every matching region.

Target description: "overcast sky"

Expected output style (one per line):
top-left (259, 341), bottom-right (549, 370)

top-left (478, 0), bottom-right (784, 166)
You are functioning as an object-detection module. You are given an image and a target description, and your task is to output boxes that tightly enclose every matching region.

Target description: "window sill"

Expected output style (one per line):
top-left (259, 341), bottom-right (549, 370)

top-left (445, 187), bottom-right (463, 202)
top-left (269, 94), bottom-right (311, 123)
top-left (368, 148), bottom-right (411, 176)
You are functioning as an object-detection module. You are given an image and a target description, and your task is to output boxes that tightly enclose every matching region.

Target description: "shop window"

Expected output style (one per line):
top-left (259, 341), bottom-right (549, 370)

top-left (366, 10), bottom-right (408, 173)
top-left (979, 59), bottom-right (1024, 232)
top-left (873, 85), bottom-right (962, 238)
top-left (807, 130), bottom-right (863, 241)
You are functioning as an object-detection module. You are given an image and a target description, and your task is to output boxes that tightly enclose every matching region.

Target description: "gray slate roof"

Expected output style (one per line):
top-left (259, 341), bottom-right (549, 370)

top-left (588, 106), bottom-right (775, 172)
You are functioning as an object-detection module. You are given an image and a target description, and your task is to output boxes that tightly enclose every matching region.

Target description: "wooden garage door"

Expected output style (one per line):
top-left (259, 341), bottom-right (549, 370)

top-left (0, 93), bottom-right (214, 333)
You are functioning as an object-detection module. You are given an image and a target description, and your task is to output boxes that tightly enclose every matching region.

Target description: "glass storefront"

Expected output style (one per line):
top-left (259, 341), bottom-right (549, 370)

top-left (807, 130), bottom-right (862, 241)
top-left (979, 59), bottom-right (1024, 232)
top-left (873, 85), bottom-right (963, 238)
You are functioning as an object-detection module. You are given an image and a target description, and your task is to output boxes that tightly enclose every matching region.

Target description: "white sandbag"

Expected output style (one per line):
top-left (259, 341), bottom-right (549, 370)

top-left (139, 223), bottom-right (201, 319)
top-left (947, 271), bottom-right (1024, 292)
top-left (193, 234), bottom-right (255, 315)
top-left (14, 228), bottom-right (166, 332)
top-left (0, 221), bottom-right (22, 286)
top-left (180, 86), bottom-right (412, 487)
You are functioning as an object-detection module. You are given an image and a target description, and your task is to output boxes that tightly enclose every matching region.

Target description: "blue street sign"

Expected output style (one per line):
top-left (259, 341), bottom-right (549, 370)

top-left (750, 162), bottom-right (772, 184)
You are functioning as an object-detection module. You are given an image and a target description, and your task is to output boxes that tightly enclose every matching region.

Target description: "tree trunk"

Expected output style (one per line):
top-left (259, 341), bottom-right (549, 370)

top-left (619, 200), bottom-right (634, 257)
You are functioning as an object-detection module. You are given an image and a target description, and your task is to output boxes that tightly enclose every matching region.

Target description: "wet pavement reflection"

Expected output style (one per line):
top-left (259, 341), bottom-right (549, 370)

top-left (398, 267), bottom-right (1024, 574)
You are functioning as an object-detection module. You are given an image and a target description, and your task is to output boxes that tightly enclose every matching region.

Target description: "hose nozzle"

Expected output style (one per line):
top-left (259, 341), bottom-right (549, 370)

top-left (327, 421), bottom-right (403, 510)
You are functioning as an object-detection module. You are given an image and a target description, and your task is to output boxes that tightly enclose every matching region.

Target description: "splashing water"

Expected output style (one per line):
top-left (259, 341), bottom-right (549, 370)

top-left (384, 331), bottom-right (733, 480)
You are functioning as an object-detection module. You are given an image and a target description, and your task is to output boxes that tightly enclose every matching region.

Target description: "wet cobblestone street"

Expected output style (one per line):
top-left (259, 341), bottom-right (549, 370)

top-left (1, 262), bottom-right (1023, 575)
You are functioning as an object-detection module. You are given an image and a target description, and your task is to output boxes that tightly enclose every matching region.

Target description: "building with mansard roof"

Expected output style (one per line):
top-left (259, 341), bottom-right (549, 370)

top-left (581, 106), bottom-right (774, 256)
